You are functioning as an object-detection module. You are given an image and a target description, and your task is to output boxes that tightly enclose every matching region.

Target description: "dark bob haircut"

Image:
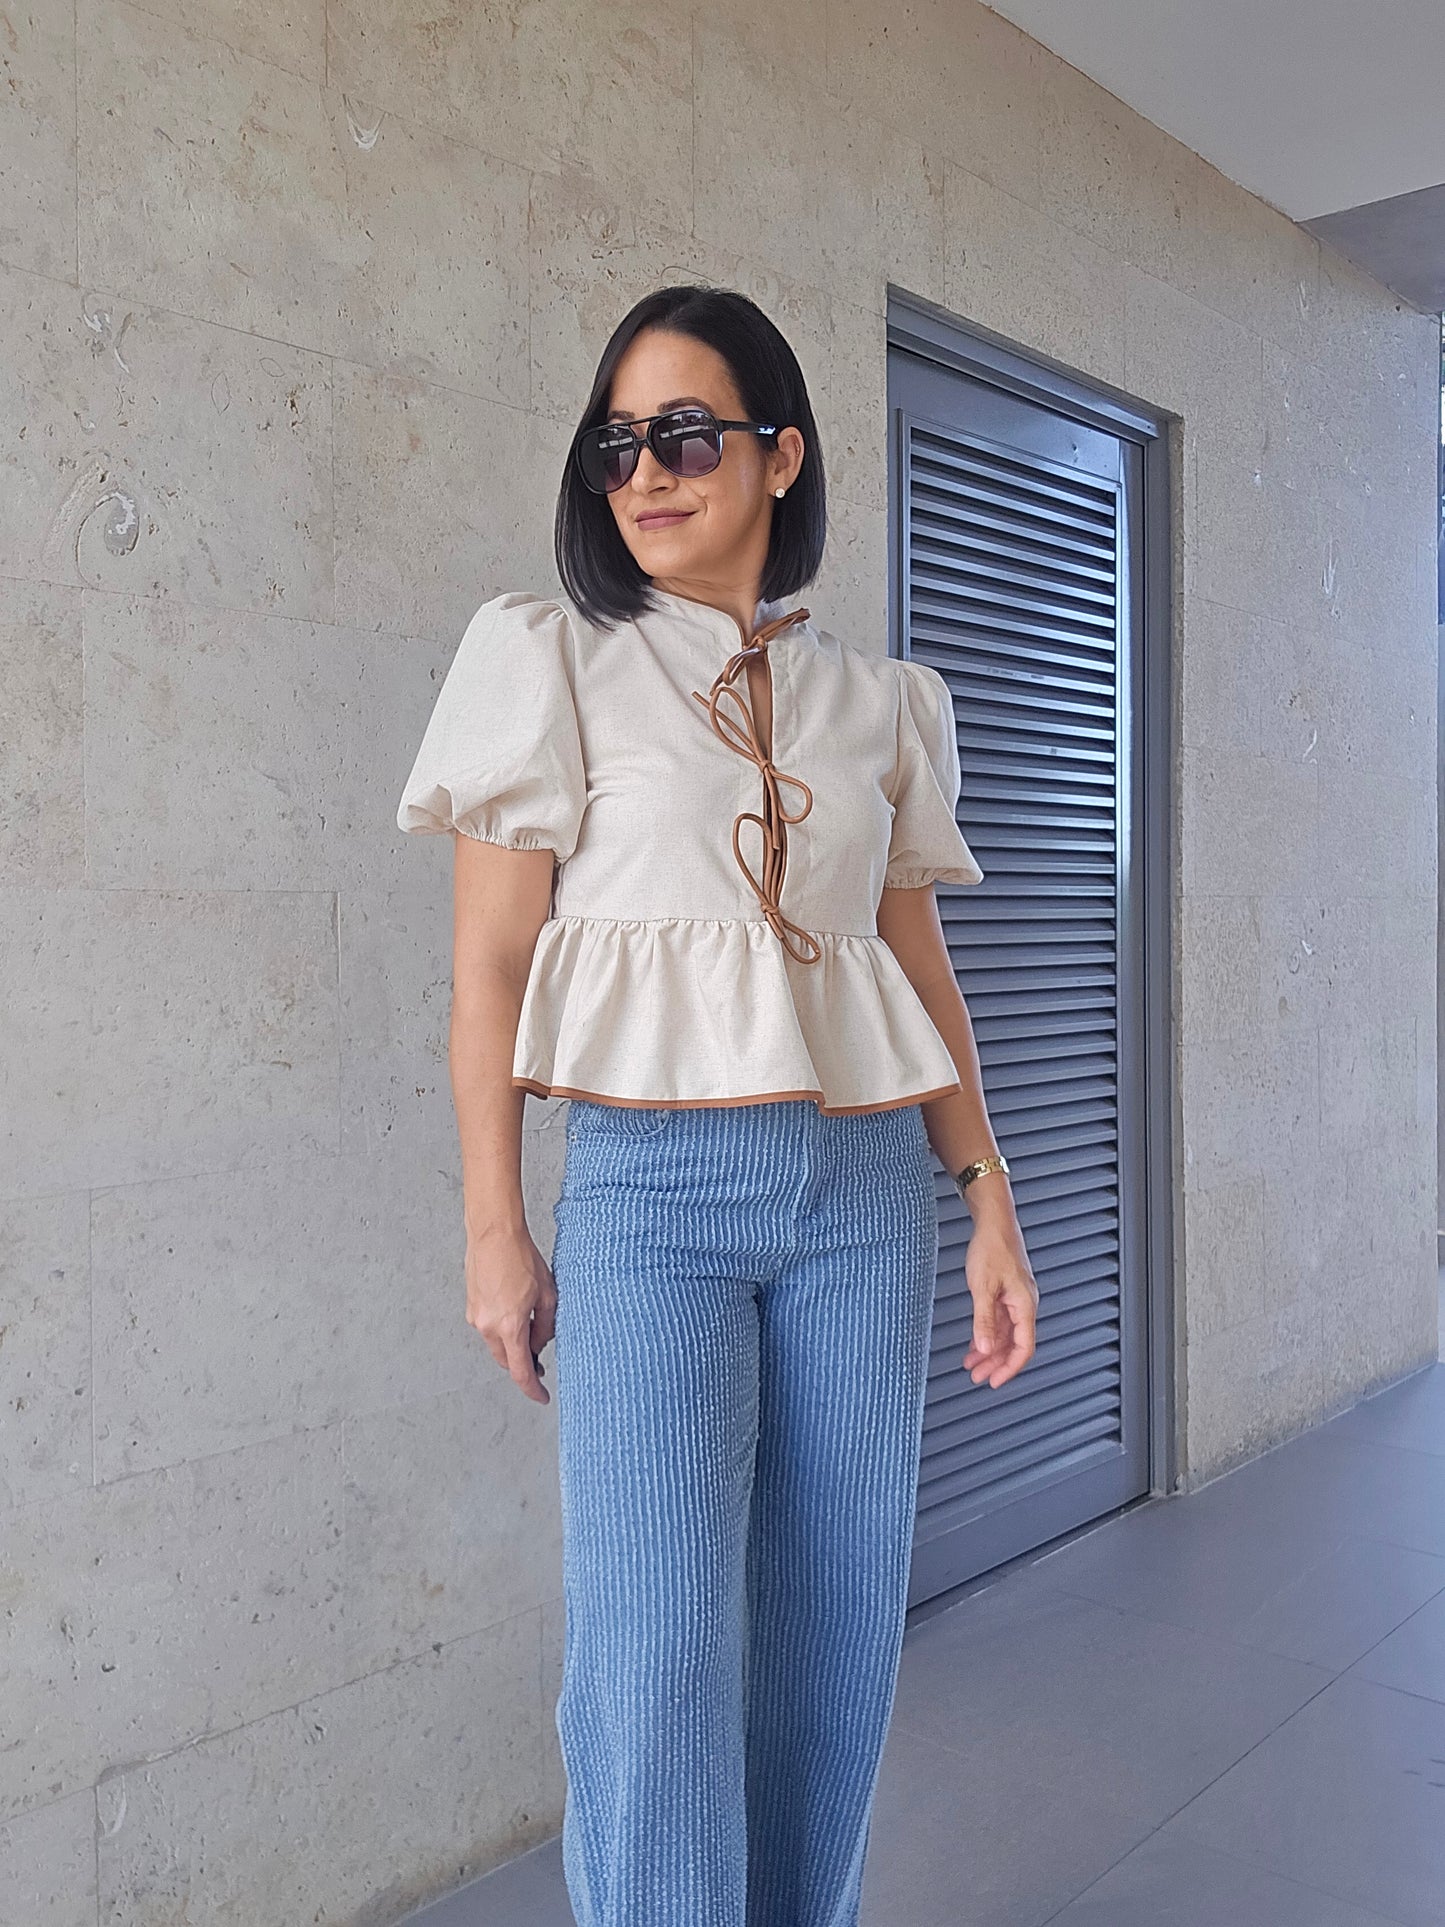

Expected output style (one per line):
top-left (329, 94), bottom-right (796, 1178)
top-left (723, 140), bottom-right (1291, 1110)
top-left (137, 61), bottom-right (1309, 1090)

top-left (554, 284), bottom-right (827, 631)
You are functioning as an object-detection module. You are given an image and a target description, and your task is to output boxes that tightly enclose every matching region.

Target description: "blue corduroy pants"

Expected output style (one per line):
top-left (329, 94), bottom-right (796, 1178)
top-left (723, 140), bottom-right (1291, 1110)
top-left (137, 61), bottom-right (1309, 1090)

top-left (549, 1095), bottom-right (940, 1927)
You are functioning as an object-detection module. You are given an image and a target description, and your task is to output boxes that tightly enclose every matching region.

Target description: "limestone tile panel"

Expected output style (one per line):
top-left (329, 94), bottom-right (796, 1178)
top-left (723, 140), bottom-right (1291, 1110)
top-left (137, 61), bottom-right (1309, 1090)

top-left (1193, 464), bottom-right (1347, 632)
top-left (1182, 599), bottom-right (1302, 759)
top-left (0, 577), bottom-right (84, 886)
top-left (1181, 742), bottom-right (1319, 900)
top-left (1179, 1124), bottom-right (1325, 1356)
top-left (0, 886), bottom-right (339, 1201)
top-left (1318, 1014), bottom-right (1431, 1183)
top-left (822, 298), bottom-right (890, 519)
top-left (89, 1151), bottom-right (476, 1482)
top-left (694, 23), bottom-right (943, 305)
top-left (83, 594), bottom-right (423, 893)
top-left (1292, 892), bottom-right (1436, 1031)
top-left (1030, 55), bottom-right (1198, 288)
top-left (825, 0), bottom-right (1049, 205)
top-left (0, 1190), bottom-right (91, 1512)
top-left (1288, 597), bottom-right (1437, 774)
top-left (1314, 1017), bottom-right (1438, 1392)
top-left (1179, 161), bottom-right (1321, 359)
top-left (1317, 1199), bottom-right (1437, 1401)
top-left (1186, 1291), bottom-right (1325, 1486)
top-left (1317, 1210), bottom-right (1438, 1401)
top-left (691, 0), bottom-right (827, 83)
top-left (527, 166), bottom-right (831, 463)
top-left (339, 1384), bottom-right (561, 1671)
top-left (0, 265), bottom-right (333, 617)
top-left (1311, 243), bottom-right (1443, 441)
top-left (0, 1790), bottom-right (95, 1927)
top-left (331, 360), bottom-right (560, 645)
top-left (1124, 262), bottom-right (1264, 454)
top-left (0, 0), bottom-right (76, 282)
top-left (0, 1424), bottom-right (346, 1820)
top-left (1175, 889), bottom-right (1437, 1391)
top-left (1306, 472), bottom-right (1439, 643)
top-left (339, 880), bottom-right (569, 1204)
top-left (1315, 748), bottom-right (1433, 900)
top-left (1263, 893), bottom-right (1429, 1054)
top-left (1181, 1022), bottom-right (1320, 1192)
top-left (1262, 336), bottom-right (1386, 506)
top-left (337, 883), bottom-right (466, 1161)
top-left (94, 1609), bottom-right (551, 1926)
top-left (528, 173), bottom-right (703, 426)
top-left (692, 22), bottom-right (829, 291)
top-left (1259, 1155), bottom-right (1333, 1336)
top-left (1256, 601), bottom-right (1441, 774)
top-left (328, 0), bottom-right (693, 237)
top-left (1187, 589), bottom-right (1433, 782)
top-left (2, 888), bottom-right (91, 1204)
top-left (944, 160), bottom-right (1128, 392)
top-left (1126, 270), bottom-right (1280, 622)
top-left (1178, 883), bottom-right (1429, 1079)
top-left (1183, 1172), bottom-right (1271, 1344)
top-left (77, 0), bottom-right (528, 403)
top-left (112, 0), bottom-right (325, 82)
top-left (1177, 892), bottom-right (1273, 1036)
top-left (806, 492), bottom-right (888, 656)
top-left (540, 1591), bottom-right (565, 1809)
top-left (820, 105), bottom-right (946, 307)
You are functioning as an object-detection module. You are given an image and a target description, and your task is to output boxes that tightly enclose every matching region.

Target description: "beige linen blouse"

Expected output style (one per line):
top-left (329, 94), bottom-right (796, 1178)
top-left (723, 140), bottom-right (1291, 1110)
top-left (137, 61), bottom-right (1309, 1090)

top-left (396, 587), bottom-right (985, 1113)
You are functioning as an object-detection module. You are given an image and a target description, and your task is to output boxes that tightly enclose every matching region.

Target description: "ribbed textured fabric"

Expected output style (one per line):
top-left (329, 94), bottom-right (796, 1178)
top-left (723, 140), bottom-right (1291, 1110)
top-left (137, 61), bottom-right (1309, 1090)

top-left (550, 1096), bottom-right (940, 1927)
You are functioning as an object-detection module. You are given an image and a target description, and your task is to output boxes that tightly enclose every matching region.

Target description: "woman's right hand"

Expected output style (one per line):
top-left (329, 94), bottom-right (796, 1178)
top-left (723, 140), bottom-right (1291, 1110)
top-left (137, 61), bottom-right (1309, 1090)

top-left (465, 1222), bottom-right (557, 1405)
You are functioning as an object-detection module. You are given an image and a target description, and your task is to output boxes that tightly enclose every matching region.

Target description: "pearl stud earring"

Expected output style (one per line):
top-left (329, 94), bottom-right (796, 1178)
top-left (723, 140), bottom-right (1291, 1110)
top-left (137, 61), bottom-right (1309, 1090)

top-left (774, 487), bottom-right (786, 498)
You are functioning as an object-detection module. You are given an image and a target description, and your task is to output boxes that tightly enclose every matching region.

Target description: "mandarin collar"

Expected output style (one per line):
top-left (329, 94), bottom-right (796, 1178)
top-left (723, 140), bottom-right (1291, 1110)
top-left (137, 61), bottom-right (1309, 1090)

top-left (640, 586), bottom-right (809, 652)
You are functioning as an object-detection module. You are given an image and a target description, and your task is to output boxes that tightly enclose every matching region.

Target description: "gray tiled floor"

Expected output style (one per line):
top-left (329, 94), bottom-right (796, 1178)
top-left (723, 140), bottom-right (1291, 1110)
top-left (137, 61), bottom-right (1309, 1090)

top-left (404, 1281), bottom-right (1445, 1927)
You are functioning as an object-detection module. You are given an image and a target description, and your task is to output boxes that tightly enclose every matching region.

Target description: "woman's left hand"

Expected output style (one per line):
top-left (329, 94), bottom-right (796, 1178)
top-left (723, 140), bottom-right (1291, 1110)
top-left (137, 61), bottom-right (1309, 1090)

top-left (962, 1222), bottom-right (1040, 1389)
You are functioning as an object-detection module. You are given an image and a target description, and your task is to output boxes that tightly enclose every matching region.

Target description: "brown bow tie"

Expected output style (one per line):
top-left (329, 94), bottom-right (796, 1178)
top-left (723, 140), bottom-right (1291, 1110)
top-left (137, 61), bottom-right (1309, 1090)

top-left (690, 607), bottom-right (821, 966)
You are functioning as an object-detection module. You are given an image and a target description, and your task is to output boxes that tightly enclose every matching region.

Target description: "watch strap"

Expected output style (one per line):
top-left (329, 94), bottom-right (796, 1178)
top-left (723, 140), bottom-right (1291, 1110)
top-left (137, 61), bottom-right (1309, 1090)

top-left (953, 1154), bottom-right (1009, 1202)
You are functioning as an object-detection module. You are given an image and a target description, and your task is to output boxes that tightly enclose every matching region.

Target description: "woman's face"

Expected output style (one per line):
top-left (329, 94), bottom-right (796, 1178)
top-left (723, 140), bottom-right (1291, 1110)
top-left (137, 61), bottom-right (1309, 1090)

top-left (601, 327), bottom-right (803, 592)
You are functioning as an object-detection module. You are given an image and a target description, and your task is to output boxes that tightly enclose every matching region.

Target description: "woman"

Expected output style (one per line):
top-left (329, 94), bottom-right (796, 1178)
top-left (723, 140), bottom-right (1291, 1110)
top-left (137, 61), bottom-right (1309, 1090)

top-left (397, 285), bottom-right (1039, 1927)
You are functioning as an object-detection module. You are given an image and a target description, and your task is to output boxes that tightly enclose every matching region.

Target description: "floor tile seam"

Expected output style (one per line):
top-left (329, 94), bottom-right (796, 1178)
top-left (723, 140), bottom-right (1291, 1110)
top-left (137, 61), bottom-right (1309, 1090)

top-left (1334, 1570), bottom-right (1445, 1685)
top-left (890, 1652), bottom-right (1340, 1804)
top-left (906, 1574), bottom-right (1345, 1683)
top-left (1175, 1502), bottom-right (1445, 1567)
top-left (1033, 1822), bottom-right (1417, 1927)
top-left (1027, 1532), bottom-right (1445, 1655)
top-left (1331, 1665), bottom-right (1445, 1719)
top-left (1028, 1812), bottom-right (1161, 1927)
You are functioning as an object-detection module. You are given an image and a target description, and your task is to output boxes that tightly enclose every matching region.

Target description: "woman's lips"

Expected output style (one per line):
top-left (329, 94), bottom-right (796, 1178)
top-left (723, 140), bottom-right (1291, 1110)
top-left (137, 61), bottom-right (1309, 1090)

top-left (635, 511), bottom-right (694, 527)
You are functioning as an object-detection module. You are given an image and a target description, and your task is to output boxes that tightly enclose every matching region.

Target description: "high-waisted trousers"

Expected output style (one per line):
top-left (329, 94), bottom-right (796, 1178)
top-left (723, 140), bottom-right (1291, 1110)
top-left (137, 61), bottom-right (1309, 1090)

top-left (549, 1095), bottom-right (940, 1927)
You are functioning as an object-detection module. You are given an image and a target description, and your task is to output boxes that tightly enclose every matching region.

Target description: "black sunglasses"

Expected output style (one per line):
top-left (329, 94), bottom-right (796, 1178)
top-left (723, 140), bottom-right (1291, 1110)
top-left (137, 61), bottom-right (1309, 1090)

top-left (572, 406), bottom-right (779, 494)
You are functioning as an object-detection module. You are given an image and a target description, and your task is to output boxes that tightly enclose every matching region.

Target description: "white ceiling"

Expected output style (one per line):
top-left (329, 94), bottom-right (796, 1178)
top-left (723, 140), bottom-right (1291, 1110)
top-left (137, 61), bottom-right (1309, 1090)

top-left (980, 0), bottom-right (1445, 309)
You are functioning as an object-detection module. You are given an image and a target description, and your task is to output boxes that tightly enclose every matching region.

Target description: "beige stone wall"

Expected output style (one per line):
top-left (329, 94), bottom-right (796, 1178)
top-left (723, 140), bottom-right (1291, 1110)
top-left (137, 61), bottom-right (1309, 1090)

top-left (1, 0), bottom-right (1438, 1916)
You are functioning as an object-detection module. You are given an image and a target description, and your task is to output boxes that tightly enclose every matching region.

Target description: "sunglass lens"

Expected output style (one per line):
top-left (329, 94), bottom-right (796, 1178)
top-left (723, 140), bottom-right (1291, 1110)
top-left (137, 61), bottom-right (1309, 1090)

top-left (654, 410), bottom-right (722, 478)
top-left (577, 423), bottom-right (638, 493)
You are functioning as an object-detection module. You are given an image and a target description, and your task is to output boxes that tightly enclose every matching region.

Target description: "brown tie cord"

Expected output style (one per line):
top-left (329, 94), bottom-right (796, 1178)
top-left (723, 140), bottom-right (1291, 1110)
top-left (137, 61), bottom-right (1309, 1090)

top-left (690, 606), bottom-right (822, 966)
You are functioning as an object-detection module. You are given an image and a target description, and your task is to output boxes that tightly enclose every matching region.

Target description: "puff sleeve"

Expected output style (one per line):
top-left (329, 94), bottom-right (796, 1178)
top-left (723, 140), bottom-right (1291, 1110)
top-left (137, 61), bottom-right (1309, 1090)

top-left (883, 659), bottom-right (985, 889)
top-left (396, 592), bottom-right (588, 861)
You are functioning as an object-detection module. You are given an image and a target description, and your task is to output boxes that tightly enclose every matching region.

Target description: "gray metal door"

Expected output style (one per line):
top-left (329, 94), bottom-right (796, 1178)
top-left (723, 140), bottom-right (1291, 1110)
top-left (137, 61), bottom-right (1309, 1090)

top-left (887, 295), bottom-right (1176, 1607)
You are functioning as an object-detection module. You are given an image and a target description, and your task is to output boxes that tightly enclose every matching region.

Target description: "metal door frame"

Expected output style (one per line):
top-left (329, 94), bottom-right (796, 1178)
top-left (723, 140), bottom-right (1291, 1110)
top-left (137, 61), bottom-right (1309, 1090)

top-left (885, 281), bottom-right (1181, 1509)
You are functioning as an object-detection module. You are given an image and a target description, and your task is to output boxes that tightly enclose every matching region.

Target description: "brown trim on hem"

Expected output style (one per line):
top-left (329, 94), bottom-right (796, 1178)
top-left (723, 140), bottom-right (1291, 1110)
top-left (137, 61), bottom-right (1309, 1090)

top-left (511, 1076), bottom-right (964, 1116)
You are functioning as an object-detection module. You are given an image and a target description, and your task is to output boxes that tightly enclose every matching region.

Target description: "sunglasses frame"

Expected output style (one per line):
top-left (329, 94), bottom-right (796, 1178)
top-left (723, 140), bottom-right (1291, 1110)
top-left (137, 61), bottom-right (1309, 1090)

top-left (572, 406), bottom-right (780, 494)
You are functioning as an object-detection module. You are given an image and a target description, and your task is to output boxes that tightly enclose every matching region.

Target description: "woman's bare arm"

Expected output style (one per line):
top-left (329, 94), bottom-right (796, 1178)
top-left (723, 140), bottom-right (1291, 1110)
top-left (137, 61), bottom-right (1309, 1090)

top-left (449, 831), bottom-right (559, 1403)
top-left (877, 882), bottom-right (1039, 1389)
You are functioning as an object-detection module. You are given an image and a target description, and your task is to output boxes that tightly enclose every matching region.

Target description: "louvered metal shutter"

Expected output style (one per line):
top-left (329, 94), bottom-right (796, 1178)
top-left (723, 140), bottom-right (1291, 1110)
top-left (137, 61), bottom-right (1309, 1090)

top-left (890, 336), bottom-right (1161, 1606)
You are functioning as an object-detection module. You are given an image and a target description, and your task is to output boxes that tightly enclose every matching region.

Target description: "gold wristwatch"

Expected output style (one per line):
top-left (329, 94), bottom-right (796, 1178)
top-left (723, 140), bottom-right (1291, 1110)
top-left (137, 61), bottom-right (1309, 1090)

top-left (952, 1154), bottom-right (1009, 1204)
